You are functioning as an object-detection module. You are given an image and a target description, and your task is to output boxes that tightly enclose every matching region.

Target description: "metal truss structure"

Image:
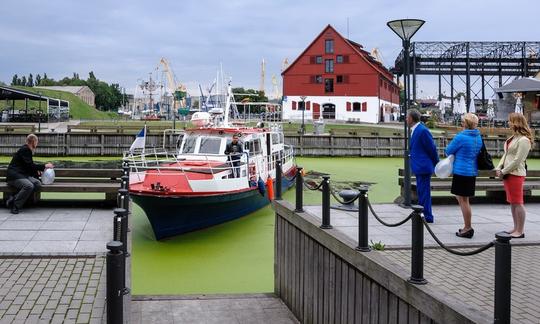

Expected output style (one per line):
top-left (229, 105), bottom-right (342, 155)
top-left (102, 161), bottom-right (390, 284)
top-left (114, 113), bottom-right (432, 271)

top-left (392, 41), bottom-right (540, 111)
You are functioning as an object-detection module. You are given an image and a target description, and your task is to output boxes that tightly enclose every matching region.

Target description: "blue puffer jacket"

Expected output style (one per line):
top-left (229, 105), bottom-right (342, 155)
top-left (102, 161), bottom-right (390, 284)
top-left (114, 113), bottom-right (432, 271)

top-left (445, 129), bottom-right (482, 176)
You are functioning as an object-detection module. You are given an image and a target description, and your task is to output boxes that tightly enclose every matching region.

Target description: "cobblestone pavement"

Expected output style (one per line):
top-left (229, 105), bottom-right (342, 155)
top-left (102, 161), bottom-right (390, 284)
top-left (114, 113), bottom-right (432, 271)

top-left (382, 245), bottom-right (540, 323)
top-left (0, 256), bottom-right (106, 324)
top-left (132, 294), bottom-right (299, 324)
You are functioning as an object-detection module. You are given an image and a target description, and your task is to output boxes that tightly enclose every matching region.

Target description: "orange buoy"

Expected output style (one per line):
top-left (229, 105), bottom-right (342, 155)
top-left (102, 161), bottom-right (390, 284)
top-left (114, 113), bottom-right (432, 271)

top-left (266, 177), bottom-right (274, 201)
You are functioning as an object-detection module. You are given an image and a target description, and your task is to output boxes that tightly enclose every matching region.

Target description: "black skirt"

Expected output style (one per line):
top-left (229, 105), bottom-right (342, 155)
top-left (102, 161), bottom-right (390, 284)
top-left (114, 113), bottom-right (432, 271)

top-left (451, 174), bottom-right (476, 197)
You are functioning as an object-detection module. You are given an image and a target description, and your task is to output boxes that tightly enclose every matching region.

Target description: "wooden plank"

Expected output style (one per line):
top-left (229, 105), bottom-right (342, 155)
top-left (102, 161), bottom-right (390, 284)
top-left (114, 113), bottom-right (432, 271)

top-left (370, 281), bottom-right (379, 324)
top-left (388, 294), bottom-right (398, 324)
top-left (347, 264), bottom-right (355, 324)
top-left (354, 271), bottom-right (363, 324)
top-left (284, 219), bottom-right (291, 310)
top-left (305, 236), bottom-right (313, 324)
top-left (317, 242), bottom-right (324, 324)
top-left (0, 168), bottom-right (122, 178)
top-left (274, 213), bottom-right (281, 296)
top-left (419, 312), bottom-right (432, 324)
top-left (379, 287), bottom-right (389, 324)
top-left (340, 262), bottom-right (348, 324)
top-left (398, 299), bottom-right (409, 324)
top-left (328, 252), bottom-right (336, 324)
top-left (334, 257), bottom-right (341, 324)
top-left (323, 248), bottom-right (330, 324)
top-left (298, 228), bottom-right (304, 321)
top-left (409, 307), bottom-right (420, 324)
top-left (362, 277), bottom-right (370, 324)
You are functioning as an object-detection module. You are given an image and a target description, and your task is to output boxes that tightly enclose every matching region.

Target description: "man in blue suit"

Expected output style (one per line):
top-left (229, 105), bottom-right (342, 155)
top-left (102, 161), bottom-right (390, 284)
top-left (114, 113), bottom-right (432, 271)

top-left (407, 109), bottom-right (439, 223)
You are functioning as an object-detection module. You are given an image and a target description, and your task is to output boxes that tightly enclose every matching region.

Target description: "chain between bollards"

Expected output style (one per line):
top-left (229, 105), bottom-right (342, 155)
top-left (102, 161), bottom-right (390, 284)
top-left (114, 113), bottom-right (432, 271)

top-left (494, 232), bottom-right (512, 324)
top-left (106, 241), bottom-right (124, 324)
top-left (295, 167), bottom-right (304, 212)
top-left (356, 187), bottom-right (370, 252)
top-left (275, 160), bottom-right (282, 200)
top-left (320, 176), bottom-right (332, 229)
top-left (409, 205), bottom-right (427, 285)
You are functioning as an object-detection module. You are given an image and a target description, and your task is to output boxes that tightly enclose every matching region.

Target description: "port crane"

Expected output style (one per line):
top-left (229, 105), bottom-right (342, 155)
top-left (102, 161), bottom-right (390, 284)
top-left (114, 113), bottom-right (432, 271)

top-left (159, 58), bottom-right (187, 110)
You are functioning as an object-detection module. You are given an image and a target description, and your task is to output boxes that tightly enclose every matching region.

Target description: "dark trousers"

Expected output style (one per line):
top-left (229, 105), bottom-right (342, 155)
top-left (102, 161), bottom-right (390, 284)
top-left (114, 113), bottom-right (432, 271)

top-left (228, 157), bottom-right (241, 178)
top-left (7, 177), bottom-right (42, 209)
top-left (416, 174), bottom-right (433, 220)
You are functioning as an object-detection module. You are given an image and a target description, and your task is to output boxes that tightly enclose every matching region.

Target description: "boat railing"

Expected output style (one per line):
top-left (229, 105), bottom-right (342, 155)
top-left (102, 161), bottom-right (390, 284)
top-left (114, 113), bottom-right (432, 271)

top-left (124, 148), bottom-right (250, 180)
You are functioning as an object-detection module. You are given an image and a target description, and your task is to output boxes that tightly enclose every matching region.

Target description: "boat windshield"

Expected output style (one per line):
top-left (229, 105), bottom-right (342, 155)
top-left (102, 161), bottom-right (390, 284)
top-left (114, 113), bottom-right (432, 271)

top-left (199, 137), bottom-right (223, 154)
top-left (181, 136), bottom-right (197, 154)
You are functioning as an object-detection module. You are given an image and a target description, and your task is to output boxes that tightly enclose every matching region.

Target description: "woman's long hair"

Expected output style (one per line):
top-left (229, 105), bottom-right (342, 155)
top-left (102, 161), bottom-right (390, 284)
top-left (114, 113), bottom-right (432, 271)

top-left (508, 113), bottom-right (534, 144)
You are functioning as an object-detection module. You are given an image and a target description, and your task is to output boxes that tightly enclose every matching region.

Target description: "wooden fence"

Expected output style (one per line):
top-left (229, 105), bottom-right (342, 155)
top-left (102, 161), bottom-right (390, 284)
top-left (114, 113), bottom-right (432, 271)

top-left (274, 200), bottom-right (489, 324)
top-left (0, 132), bottom-right (537, 157)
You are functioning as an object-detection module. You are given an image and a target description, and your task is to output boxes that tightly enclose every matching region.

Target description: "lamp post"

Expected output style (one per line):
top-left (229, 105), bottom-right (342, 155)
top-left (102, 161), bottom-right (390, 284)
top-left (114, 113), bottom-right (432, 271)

top-left (300, 96), bottom-right (307, 135)
top-left (387, 19), bottom-right (425, 207)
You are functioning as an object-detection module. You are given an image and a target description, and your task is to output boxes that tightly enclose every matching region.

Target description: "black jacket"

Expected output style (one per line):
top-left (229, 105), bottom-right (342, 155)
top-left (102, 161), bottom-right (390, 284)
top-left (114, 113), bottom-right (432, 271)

top-left (7, 144), bottom-right (45, 181)
top-left (224, 141), bottom-right (243, 157)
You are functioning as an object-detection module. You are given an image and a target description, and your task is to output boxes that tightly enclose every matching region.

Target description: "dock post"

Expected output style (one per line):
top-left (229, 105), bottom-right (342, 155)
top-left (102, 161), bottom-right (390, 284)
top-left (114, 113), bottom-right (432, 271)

top-left (275, 160), bottom-right (282, 200)
top-left (494, 232), bottom-right (512, 324)
top-left (121, 175), bottom-right (129, 190)
top-left (118, 188), bottom-right (130, 212)
top-left (320, 176), bottom-right (332, 229)
top-left (295, 167), bottom-right (304, 212)
top-left (106, 241), bottom-right (124, 324)
top-left (409, 205), bottom-right (427, 284)
top-left (356, 187), bottom-right (370, 251)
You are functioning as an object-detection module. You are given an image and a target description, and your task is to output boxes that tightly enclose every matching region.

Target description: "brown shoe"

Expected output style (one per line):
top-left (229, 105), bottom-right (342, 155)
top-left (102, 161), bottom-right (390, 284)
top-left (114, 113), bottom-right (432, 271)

top-left (456, 228), bottom-right (474, 238)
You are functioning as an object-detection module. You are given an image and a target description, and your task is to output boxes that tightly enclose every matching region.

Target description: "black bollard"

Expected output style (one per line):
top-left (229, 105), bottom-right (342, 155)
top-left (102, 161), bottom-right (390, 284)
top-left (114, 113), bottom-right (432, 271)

top-left (295, 167), bottom-right (304, 212)
top-left (356, 187), bottom-right (370, 251)
top-left (118, 188), bottom-right (130, 211)
top-left (106, 241), bottom-right (124, 324)
top-left (275, 160), bottom-right (282, 200)
top-left (494, 232), bottom-right (512, 324)
top-left (121, 175), bottom-right (129, 190)
top-left (320, 176), bottom-right (332, 229)
top-left (409, 205), bottom-right (427, 284)
top-left (113, 208), bottom-right (128, 254)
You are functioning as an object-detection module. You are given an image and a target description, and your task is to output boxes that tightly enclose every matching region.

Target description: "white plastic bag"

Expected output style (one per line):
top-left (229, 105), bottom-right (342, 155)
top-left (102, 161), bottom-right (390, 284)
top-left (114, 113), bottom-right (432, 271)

top-left (435, 155), bottom-right (454, 178)
top-left (41, 168), bottom-right (55, 185)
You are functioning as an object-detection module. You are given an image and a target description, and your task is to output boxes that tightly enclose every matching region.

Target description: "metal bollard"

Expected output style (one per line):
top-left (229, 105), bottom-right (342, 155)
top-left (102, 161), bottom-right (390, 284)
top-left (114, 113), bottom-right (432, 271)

top-left (121, 175), bottom-right (129, 190)
top-left (106, 241), bottom-right (124, 324)
top-left (113, 208), bottom-right (128, 255)
top-left (356, 187), bottom-right (370, 251)
top-left (409, 205), bottom-right (427, 284)
top-left (494, 232), bottom-right (512, 324)
top-left (320, 176), bottom-right (332, 229)
top-left (275, 160), bottom-right (282, 200)
top-left (295, 167), bottom-right (304, 212)
top-left (118, 188), bottom-right (130, 211)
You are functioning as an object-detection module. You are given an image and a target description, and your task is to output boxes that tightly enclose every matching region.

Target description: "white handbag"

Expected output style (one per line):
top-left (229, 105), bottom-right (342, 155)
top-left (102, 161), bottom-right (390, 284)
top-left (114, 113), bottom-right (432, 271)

top-left (435, 155), bottom-right (454, 178)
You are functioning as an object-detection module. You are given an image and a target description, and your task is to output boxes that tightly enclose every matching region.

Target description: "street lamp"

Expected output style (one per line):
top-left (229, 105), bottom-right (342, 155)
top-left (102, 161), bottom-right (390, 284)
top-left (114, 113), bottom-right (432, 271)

top-left (300, 96), bottom-right (307, 135)
top-left (387, 19), bottom-right (425, 207)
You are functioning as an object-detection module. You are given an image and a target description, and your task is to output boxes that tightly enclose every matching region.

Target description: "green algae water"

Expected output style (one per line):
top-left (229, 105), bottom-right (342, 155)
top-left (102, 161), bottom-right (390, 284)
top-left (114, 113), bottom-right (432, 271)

top-left (130, 157), bottom-right (403, 295)
top-left (129, 157), bottom-right (540, 295)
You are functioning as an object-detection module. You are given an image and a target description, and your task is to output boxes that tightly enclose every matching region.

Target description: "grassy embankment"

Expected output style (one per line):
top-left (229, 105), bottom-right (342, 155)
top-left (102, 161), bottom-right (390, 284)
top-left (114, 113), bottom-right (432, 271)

top-left (9, 86), bottom-right (116, 120)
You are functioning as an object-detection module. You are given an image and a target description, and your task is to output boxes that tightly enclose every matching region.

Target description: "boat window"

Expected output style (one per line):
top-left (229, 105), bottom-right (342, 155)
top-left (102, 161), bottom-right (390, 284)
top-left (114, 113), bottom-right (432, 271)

top-left (271, 133), bottom-right (280, 144)
top-left (181, 136), bottom-right (197, 154)
top-left (245, 139), bottom-right (262, 155)
top-left (198, 137), bottom-right (223, 154)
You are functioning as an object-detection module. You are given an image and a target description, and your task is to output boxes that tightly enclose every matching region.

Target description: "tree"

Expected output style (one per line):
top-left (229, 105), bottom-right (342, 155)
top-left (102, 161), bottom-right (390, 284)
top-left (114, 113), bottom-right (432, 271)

top-left (27, 74), bottom-right (34, 87)
top-left (21, 76), bottom-right (27, 86)
top-left (35, 74), bottom-right (42, 86)
top-left (11, 74), bottom-right (18, 86)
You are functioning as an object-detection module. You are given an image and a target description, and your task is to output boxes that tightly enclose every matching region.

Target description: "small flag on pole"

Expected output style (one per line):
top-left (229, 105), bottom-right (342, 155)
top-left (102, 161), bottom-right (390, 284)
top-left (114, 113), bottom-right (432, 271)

top-left (129, 126), bottom-right (146, 152)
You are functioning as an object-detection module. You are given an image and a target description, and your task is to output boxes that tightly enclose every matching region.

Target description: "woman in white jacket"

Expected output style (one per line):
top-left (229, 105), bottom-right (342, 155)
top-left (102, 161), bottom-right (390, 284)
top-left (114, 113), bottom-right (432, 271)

top-left (495, 113), bottom-right (533, 238)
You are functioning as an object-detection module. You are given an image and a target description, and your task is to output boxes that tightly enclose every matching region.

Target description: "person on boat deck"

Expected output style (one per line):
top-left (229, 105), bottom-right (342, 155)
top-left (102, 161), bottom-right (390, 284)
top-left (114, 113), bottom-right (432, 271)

top-left (225, 134), bottom-right (244, 178)
top-left (6, 134), bottom-right (54, 214)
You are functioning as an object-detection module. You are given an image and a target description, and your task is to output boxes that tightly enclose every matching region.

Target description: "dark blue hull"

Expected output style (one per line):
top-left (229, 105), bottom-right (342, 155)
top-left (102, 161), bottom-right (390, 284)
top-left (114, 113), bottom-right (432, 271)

top-left (131, 177), bottom-right (295, 240)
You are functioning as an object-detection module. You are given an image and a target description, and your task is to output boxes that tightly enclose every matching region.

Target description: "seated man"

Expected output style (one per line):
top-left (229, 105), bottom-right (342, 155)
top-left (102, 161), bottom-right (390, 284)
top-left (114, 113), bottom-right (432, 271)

top-left (224, 133), bottom-right (243, 178)
top-left (6, 134), bottom-right (53, 214)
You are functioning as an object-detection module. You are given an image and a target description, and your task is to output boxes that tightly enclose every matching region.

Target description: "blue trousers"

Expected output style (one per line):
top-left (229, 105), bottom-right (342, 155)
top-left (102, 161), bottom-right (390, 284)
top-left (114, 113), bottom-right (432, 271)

top-left (416, 174), bottom-right (433, 220)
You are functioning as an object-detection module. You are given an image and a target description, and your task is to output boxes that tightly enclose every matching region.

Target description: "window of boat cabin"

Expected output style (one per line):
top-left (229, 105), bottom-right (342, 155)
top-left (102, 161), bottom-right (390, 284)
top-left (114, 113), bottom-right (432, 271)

top-left (244, 138), bottom-right (262, 155)
top-left (271, 133), bottom-right (281, 145)
top-left (198, 137), bottom-right (223, 154)
top-left (181, 135), bottom-right (197, 154)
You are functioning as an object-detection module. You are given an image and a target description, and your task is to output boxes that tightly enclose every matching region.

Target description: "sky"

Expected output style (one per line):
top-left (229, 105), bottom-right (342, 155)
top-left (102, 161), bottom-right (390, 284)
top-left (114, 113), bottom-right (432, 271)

top-left (0, 0), bottom-right (538, 98)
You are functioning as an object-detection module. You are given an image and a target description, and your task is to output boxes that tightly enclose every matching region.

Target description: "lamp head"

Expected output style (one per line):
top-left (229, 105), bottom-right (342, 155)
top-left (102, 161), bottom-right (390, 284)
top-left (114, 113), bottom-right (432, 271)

top-left (387, 19), bottom-right (425, 41)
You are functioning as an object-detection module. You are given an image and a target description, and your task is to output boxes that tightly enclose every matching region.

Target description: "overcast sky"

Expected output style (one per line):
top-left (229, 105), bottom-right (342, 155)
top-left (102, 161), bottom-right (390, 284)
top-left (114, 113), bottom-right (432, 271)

top-left (0, 0), bottom-right (537, 98)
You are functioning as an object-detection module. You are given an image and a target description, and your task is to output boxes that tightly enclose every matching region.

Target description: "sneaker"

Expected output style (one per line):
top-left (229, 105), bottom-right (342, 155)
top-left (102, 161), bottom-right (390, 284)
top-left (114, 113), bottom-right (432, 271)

top-left (10, 206), bottom-right (19, 214)
top-left (5, 196), bottom-right (14, 209)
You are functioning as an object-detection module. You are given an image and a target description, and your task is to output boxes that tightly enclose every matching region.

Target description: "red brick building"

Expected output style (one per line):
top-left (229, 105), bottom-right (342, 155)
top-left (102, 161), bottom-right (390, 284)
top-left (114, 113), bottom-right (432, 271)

top-left (282, 25), bottom-right (400, 123)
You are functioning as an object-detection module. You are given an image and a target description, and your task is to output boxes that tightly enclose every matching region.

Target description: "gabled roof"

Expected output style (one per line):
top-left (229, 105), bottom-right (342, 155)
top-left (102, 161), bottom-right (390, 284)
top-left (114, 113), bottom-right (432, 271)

top-left (282, 24), bottom-right (395, 81)
top-left (495, 77), bottom-right (540, 93)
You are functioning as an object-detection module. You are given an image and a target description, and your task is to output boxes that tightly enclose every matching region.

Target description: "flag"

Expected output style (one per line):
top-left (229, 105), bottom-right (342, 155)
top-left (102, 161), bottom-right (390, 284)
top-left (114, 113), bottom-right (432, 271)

top-left (129, 126), bottom-right (146, 152)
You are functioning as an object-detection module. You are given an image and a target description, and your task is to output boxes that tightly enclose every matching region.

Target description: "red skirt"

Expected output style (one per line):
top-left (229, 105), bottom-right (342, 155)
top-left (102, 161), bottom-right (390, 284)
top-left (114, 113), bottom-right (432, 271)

top-left (503, 175), bottom-right (525, 204)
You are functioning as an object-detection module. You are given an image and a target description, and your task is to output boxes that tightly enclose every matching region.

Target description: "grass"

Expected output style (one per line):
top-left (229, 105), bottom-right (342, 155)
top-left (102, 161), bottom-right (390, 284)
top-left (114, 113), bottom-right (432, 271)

top-left (10, 86), bottom-right (116, 120)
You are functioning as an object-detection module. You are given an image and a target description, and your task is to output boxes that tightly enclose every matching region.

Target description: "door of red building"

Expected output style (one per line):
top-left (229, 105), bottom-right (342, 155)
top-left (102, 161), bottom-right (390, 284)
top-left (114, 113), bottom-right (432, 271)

top-left (313, 103), bottom-right (321, 119)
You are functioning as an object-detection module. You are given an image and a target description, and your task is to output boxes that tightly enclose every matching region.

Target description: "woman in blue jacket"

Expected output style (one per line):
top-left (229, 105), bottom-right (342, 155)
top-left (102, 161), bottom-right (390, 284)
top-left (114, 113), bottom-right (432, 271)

top-left (445, 113), bottom-right (482, 238)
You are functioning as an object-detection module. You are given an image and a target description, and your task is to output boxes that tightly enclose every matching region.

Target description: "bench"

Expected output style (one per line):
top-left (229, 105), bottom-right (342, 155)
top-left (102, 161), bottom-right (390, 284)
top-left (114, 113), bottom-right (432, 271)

top-left (397, 168), bottom-right (540, 204)
top-left (0, 124), bottom-right (36, 133)
top-left (0, 168), bottom-right (123, 206)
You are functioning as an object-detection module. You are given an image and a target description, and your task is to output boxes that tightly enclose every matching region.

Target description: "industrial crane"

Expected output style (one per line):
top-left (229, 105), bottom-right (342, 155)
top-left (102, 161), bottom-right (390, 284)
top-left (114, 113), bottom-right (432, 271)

top-left (159, 58), bottom-right (187, 110)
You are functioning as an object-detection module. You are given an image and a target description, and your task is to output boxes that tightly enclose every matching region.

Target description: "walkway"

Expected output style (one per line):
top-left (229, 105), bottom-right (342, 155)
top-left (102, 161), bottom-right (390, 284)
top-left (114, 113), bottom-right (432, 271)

top-left (303, 203), bottom-right (540, 323)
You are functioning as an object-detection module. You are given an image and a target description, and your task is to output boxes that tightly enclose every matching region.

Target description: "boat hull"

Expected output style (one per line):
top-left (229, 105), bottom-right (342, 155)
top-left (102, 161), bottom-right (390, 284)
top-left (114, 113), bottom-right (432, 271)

top-left (131, 176), bottom-right (295, 240)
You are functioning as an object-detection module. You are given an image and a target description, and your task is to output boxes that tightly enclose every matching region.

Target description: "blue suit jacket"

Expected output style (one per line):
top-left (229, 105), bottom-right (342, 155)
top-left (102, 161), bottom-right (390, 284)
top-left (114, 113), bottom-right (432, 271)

top-left (410, 123), bottom-right (439, 175)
